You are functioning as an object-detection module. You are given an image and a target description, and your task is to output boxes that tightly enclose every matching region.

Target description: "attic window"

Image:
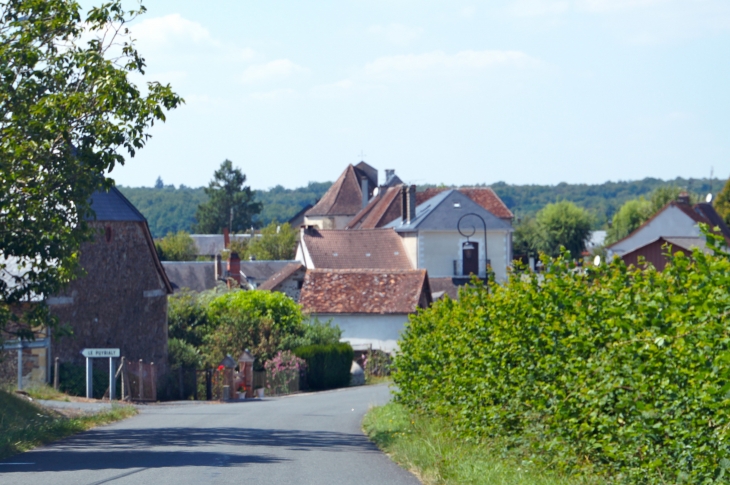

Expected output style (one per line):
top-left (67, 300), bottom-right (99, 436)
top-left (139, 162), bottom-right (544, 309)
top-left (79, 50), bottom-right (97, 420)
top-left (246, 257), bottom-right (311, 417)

top-left (105, 226), bottom-right (113, 243)
top-left (394, 251), bottom-right (400, 255)
top-left (453, 202), bottom-right (461, 208)
top-left (365, 253), bottom-right (371, 257)
top-left (333, 252), bottom-right (338, 257)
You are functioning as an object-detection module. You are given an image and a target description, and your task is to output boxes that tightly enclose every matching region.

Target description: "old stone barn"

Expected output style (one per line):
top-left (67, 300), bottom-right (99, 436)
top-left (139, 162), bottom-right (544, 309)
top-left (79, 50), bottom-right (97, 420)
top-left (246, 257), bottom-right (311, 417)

top-left (48, 187), bottom-right (172, 377)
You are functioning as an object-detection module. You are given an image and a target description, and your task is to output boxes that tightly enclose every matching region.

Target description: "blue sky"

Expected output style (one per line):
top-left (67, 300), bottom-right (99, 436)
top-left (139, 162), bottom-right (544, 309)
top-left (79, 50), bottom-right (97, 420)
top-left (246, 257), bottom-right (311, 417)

top-left (100, 0), bottom-right (729, 190)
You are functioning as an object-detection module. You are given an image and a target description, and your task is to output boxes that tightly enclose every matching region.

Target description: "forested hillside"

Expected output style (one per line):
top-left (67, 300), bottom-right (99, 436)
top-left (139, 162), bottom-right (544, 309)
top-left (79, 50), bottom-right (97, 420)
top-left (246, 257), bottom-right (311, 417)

top-left (120, 177), bottom-right (714, 237)
top-left (119, 182), bottom-right (332, 238)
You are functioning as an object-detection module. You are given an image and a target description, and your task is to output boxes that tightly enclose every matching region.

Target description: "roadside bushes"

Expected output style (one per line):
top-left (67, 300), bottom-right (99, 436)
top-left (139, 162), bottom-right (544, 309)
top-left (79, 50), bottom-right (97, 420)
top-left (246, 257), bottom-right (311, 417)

top-left (394, 227), bottom-right (730, 484)
top-left (294, 343), bottom-right (353, 390)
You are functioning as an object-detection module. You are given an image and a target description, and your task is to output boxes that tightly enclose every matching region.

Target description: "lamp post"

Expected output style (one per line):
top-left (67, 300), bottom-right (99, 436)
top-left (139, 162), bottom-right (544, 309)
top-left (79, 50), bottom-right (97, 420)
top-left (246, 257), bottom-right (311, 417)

top-left (457, 213), bottom-right (488, 285)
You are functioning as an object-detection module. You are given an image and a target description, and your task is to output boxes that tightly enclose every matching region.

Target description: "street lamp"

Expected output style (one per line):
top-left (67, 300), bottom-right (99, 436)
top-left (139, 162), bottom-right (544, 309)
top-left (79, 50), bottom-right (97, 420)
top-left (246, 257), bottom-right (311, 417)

top-left (457, 213), bottom-right (488, 285)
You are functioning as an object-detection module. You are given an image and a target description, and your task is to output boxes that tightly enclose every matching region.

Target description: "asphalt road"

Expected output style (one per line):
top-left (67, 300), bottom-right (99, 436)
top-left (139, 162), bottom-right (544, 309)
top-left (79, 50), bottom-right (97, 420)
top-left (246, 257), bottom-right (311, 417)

top-left (0, 384), bottom-right (420, 485)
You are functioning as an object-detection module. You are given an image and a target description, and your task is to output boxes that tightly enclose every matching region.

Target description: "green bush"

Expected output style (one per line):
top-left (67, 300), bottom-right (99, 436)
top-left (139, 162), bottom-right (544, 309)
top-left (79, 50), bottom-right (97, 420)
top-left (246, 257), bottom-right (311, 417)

top-left (394, 226), bottom-right (730, 484)
top-left (294, 343), bottom-right (353, 391)
top-left (54, 362), bottom-right (111, 399)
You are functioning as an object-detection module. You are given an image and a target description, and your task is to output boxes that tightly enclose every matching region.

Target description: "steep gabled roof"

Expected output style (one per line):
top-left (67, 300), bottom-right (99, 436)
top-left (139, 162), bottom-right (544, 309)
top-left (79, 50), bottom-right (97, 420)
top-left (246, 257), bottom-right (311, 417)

top-left (305, 164), bottom-right (376, 217)
top-left (606, 201), bottom-right (730, 250)
top-left (346, 186), bottom-right (403, 229)
top-left (385, 190), bottom-right (513, 232)
top-left (301, 228), bottom-right (412, 269)
top-left (299, 269), bottom-right (431, 314)
top-left (162, 261), bottom-right (217, 293)
top-left (417, 187), bottom-right (513, 220)
top-left (88, 186), bottom-right (146, 222)
top-left (258, 262), bottom-right (305, 291)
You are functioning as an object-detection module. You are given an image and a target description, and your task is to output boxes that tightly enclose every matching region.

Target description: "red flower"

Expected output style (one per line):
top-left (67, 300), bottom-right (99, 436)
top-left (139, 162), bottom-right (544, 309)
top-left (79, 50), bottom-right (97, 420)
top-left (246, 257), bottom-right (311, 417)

top-left (217, 365), bottom-right (225, 371)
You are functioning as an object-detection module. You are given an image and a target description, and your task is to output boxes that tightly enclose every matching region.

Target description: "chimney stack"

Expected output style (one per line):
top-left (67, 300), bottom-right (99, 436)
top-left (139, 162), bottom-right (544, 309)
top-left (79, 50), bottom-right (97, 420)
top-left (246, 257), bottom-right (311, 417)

top-left (227, 252), bottom-right (241, 284)
top-left (677, 192), bottom-right (690, 205)
top-left (361, 177), bottom-right (369, 208)
top-left (223, 227), bottom-right (230, 249)
top-left (385, 169), bottom-right (395, 184)
top-left (401, 185), bottom-right (417, 224)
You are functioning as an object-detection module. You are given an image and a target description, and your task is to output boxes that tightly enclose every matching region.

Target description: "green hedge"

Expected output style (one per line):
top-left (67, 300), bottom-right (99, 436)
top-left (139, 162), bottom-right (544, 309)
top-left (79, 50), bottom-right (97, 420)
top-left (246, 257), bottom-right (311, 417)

top-left (294, 343), bottom-right (353, 390)
top-left (394, 227), bottom-right (730, 484)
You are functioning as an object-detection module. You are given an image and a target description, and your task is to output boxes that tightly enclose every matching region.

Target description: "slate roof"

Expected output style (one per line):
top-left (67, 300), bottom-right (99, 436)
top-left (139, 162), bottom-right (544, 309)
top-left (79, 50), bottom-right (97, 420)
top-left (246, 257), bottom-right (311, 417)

top-left (88, 187), bottom-right (146, 222)
top-left (258, 262), bottom-right (305, 291)
top-left (162, 261), bottom-right (217, 293)
top-left (662, 237), bottom-right (709, 253)
top-left (385, 190), bottom-right (513, 233)
top-left (428, 277), bottom-right (462, 300)
top-left (299, 269), bottom-right (431, 314)
top-left (301, 228), bottom-right (412, 269)
top-left (606, 201), bottom-right (730, 250)
top-left (346, 186), bottom-right (403, 230)
top-left (240, 260), bottom-right (298, 286)
top-left (417, 187), bottom-right (513, 220)
top-left (305, 164), bottom-right (377, 217)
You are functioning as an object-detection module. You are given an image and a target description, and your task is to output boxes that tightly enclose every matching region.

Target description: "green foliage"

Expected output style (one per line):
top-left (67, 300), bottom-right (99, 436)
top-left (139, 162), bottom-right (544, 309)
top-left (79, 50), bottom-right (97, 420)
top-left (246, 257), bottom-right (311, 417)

top-left (168, 290), bottom-right (210, 348)
top-left (246, 222), bottom-right (298, 260)
top-left (294, 343), bottom-right (353, 390)
top-left (364, 402), bottom-right (591, 485)
top-left (0, 0), bottom-right (181, 341)
top-left (255, 182), bottom-right (333, 226)
top-left (534, 201), bottom-right (593, 258)
top-left (194, 160), bottom-right (262, 233)
top-left (606, 197), bottom-right (653, 244)
top-left (118, 185), bottom-right (207, 238)
top-left (53, 362), bottom-right (110, 399)
top-left (394, 227), bottom-right (730, 484)
top-left (513, 216), bottom-right (541, 256)
top-left (155, 231), bottom-right (198, 261)
top-left (301, 319), bottom-right (342, 346)
top-left (715, 177), bottom-right (730, 225)
top-left (204, 290), bottom-right (305, 369)
top-left (0, 389), bottom-right (136, 459)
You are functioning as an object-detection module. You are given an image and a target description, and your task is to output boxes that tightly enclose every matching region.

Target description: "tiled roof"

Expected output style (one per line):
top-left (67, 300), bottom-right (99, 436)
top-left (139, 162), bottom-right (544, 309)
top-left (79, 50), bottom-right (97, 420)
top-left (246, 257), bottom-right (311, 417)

top-left (88, 187), bottom-right (146, 222)
top-left (417, 187), bottom-right (513, 220)
top-left (428, 277), bottom-right (462, 300)
top-left (258, 263), bottom-right (305, 291)
top-left (305, 164), bottom-right (375, 217)
top-left (346, 186), bottom-right (402, 229)
top-left (302, 228), bottom-right (412, 269)
top-left (299, 269), bottom-right (431, 314)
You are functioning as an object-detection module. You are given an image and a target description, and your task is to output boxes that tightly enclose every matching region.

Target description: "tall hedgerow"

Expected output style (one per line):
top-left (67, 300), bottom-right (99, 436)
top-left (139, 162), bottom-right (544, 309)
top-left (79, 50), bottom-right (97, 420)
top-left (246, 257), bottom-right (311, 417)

top-left (394, 225), bottom-right (730, 484)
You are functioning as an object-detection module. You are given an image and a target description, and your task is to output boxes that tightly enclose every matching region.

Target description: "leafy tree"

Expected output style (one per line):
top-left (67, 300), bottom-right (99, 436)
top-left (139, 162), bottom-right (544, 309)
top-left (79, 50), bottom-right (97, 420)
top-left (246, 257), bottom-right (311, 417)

top-left (194, 160), bottom-right (262, 234)
top-left (606, 197), bottom-right (653, 244)
top-left (512, 216), bottom-right (540, 257)
top-left (247, 222), bottom-right (298, 260)
top-left (535, 201), bottom-right (593, 259)
top-left (154, 176), bottom-right (164, 189)
top-left (649, 185), bottom-right (695, 213)
top-left (155, 231), bottom-right (198, 261)
top-left (714, 176), bottom-right (730, 225)
top-left (0, 0), bottom-right (181, 341)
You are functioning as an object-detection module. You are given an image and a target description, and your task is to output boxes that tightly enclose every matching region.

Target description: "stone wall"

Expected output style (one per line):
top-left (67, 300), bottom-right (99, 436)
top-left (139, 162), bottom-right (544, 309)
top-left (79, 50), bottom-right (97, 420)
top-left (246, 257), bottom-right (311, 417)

top-left (50, 221), bottom-right (169, 376)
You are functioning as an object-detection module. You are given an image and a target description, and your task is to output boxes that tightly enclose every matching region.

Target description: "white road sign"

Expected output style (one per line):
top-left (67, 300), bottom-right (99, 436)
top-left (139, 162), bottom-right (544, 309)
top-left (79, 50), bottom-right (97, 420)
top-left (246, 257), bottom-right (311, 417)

top-left (81, 348), bottom-right (120, 358)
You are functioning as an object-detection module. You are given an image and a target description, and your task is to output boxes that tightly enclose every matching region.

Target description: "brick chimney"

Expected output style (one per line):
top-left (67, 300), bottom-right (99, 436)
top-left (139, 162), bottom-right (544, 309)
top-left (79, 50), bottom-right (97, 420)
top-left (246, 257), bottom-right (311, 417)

top-left (223, 227), bottom-right (230, 249)
top-left (227, 252), bottom-right (241, 284)
top-left (677, 192), bottom-right (690, 205)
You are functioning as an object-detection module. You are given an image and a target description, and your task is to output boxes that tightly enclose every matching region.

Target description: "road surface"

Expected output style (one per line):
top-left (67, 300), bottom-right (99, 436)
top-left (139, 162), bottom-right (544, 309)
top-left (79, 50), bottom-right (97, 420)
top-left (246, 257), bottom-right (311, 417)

top-left (0, 384), bottom-right (419, 485)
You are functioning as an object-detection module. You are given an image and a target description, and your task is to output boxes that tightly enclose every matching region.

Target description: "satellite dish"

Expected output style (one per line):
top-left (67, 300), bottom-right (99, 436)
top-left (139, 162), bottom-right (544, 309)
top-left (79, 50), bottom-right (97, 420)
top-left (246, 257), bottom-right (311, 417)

top-left (593, 255), bottom-right (601, 267)
top-left (706, 193), bottom-right (713, 203)
top-left (373, 187), bottom-right (379, 197)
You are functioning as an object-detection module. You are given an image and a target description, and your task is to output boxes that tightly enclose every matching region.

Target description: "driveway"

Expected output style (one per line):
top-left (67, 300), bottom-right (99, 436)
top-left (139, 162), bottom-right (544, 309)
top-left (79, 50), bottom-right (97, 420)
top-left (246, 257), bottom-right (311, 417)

top-left (0, 384), bottom-right (419, 485)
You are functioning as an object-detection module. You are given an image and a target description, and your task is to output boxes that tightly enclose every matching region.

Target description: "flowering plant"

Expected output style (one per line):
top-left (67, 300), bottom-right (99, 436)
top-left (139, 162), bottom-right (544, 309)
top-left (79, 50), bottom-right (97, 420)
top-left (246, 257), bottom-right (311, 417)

top-left (264, 351), bottom-right (306, 395)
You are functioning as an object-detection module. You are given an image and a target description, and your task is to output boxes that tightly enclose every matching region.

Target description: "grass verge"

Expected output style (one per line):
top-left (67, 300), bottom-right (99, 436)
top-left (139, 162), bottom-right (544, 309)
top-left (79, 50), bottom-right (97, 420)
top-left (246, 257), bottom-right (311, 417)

top-left (363, 402), bottom-right (596, 485)
top-left (23, 384), bottom-right (71, 401)
top-left (0, 390), bottom-right (137, 460)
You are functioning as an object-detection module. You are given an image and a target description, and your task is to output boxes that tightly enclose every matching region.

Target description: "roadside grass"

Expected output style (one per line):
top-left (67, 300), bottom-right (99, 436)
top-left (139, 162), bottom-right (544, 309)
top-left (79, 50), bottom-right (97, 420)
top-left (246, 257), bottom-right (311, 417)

top-left (0, 389), bottom-right (137, 460)
top-left (23, 384), bottom-right (71, 401)
top-left (365, 375), bottom-right (391, 386)
top-left (363, 403), bottom-right (597, 485)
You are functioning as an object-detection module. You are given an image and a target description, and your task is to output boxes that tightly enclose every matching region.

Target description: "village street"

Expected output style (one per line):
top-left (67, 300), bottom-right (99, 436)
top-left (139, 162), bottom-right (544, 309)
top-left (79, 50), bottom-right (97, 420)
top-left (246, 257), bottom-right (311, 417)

top-left (0, 384), bottom-right (419, 485)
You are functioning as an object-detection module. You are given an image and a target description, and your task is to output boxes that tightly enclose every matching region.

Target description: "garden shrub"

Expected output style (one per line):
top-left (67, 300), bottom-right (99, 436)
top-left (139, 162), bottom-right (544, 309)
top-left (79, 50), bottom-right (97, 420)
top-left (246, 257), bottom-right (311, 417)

top-left (294, 343), bottom-right (353, 390)
top-left (265, 350), bottom-right (306, 395)
top-left (54, 362), bottom-right (110, 399)
top-left (394, 226), bottom-right (730, 484)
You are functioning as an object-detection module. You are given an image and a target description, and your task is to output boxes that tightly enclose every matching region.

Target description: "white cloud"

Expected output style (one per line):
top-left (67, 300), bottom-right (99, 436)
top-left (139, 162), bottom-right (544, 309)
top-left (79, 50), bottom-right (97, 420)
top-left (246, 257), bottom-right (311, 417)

top-left (509, 0), bottom-right (569, 17)
top-left (241, 59), bottom-right (308, 84)
top-left (368, 23), bottom-right (424, 46)
top-left (364, 50), bottom-right (541, 79)
top-left (576, 0), bottom-right (668, 13)
top-left (131, 14), bottom-right (216, 47)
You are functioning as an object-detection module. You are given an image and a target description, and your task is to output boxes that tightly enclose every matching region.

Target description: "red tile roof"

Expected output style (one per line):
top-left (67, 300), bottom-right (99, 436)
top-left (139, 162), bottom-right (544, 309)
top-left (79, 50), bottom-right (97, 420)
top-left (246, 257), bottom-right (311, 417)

top-left (417, 188), bottom-right (513, 220)
top-left (346, 186), bottom-right (402, 229)
top-left (302, 228), bottom-right (412, 269)
top-left (258, 263), bottom-right (305, 291)
top-left (306, 165), bottom-right (371, 217)
top-left (299, 269), bottom-right (431, 314)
